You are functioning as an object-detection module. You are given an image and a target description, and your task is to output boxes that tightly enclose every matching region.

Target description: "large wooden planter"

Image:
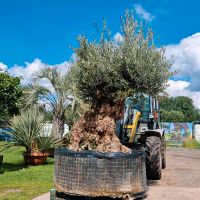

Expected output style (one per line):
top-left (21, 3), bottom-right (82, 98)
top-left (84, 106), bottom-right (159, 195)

top-left (23, 152), bottom-right (49, 165)
top-left (0, 155), bottom-right (3, 167)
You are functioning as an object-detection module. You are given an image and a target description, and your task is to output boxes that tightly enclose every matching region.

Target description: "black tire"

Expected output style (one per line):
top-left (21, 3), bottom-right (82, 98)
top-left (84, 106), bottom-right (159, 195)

top-left (145, 136), bottom-right (162, 180)
top-left (161, 136), bottom-right (166, 169)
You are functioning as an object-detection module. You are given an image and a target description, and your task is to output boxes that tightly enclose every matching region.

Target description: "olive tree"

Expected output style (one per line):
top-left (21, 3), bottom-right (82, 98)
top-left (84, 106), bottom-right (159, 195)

top-left (72, 13), bottom-right (172, 105)
top-left (68, 12), bottom-right (173, 152)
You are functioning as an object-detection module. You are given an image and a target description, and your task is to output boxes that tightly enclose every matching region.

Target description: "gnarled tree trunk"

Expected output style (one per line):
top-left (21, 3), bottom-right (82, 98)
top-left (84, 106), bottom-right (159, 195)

top-left (68, 100), bottom-right (130, 153)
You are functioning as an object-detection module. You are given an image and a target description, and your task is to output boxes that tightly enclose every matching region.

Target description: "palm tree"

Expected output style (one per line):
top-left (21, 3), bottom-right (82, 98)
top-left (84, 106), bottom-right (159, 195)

top-left (23, 67), bottom-right (71, 138)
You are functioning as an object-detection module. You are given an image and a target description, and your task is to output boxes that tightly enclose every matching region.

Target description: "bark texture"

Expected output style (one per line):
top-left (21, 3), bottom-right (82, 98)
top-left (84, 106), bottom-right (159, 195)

top-left (68, 101), bottom-right (130, 153)
top-left (52, 115), bottom-right (65, 138)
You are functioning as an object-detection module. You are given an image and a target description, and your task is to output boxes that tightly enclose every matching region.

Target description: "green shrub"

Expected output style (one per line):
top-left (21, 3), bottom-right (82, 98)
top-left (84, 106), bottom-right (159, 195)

top-left (9, 108), bottom-right (61, 153)
top-left (182, 138), bottom-right (200, 149)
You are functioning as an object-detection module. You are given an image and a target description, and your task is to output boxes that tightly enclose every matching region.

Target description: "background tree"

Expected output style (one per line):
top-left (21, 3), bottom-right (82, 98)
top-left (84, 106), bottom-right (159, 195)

top-left (23, 67), bottom-right (72, 138)
top-left (161, 110), bottom-right (185, 122)
top-left (68, 11), bottom-right (173, 152)
top-left (0, 73), bottom-right (22, 125)
top-left (160, 96), bottom-right (199, 122)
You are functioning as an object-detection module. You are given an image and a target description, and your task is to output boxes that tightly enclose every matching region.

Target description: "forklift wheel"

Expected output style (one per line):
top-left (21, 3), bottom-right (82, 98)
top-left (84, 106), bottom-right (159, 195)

top-left (161, 137), bottom-right (166, 169)
top-left (145, 136), bottom-right (162, 180)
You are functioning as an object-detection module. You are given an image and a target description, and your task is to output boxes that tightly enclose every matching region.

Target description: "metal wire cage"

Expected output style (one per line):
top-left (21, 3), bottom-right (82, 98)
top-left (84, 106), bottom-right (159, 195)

top-left (54, 148), bottom-right (147, 198)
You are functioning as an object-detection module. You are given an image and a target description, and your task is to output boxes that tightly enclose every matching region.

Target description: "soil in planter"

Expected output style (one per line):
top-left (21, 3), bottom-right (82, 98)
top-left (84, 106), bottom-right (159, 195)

top-left (68, 102), bottom-right (130, 153)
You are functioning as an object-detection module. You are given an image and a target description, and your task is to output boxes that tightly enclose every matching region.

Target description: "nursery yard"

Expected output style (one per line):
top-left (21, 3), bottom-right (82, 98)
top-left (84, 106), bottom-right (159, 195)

top-left (34, 147), bottom-right (200, 200)
top-left (146, 147), bottom-right (200, 199)
top-left (1, 143), bottom-right (200, 200)
top-left (0, 143), bottom-right (54, 200)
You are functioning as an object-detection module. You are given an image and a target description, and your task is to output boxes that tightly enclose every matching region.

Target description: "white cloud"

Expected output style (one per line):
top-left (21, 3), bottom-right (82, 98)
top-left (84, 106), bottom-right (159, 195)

top-left (112, 31), bottom-right (200, 108)
top-left (8, 58), bottom-right (46, 84)
top-left (134, 4), bottom-right (155, 22)
top-left (0, 62), bottom-right (7, 72)
top-left (113, 32), bottom-right (124, 43)
top-left (167, 80), bottom-right (200, 109)
top-left (165, 33), bottom-right (200, 92)
top-left (166, 80), bottom-right (190, 96)
top-left (165, 33), bottom-right (200, 108)
top-left (8, 58), bottom-right (71, 85)
top-left (7, 58), bottom-right (71, 95)
top-left (56, 61), bottom-right (72, 74)
top-left (166, 33), bottom-right (200, 109)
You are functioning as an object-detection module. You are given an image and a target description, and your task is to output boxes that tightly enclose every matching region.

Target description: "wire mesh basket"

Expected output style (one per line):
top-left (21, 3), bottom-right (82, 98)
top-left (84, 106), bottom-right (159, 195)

top-left (54, 148), bottom-right (147, 198)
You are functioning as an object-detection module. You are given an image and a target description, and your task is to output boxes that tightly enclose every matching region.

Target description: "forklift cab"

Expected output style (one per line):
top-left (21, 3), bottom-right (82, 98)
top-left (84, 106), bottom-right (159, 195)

top-left (116, 94), bottom-right (162, 144)
top-left (124, 95), bottom-right (161, 129)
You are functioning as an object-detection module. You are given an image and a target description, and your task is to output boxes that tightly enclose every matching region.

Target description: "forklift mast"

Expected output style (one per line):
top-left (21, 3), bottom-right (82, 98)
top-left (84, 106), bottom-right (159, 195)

top-left (116, 95), bottom-right (163, 144)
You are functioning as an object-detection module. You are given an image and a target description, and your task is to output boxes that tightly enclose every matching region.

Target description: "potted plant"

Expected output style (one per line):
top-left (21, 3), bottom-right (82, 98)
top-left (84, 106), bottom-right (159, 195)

top-left (10, 108), bottom-right (61, 165)
top-left (38, 134), bottom-right (62, 158)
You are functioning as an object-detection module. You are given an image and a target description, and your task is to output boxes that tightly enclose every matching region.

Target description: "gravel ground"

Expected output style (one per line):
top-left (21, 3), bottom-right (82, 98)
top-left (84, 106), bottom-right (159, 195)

top-left (146, 147), bottom-right (200, 200)
top-left (33, 147), bottom-right (200, 200)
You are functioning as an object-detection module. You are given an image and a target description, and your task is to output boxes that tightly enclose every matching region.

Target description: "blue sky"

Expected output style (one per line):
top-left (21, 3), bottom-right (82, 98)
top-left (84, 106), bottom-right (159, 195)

top-left (0, 0), bottom-right (199, 66)
top-left (0, 0), bottom-right (200, 108)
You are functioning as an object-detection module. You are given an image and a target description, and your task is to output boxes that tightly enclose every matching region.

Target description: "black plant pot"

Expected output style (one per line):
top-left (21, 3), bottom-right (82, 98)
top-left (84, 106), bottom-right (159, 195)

top-left (0, 155), bottom-right (3, 167)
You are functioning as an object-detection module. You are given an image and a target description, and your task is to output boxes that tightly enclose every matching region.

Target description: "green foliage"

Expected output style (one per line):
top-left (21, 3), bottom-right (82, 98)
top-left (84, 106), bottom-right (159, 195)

top-left (43, 110), bottom-right (53, 121)
top-left (160, 96), bottom-right (199, 122)
top-left (172, 96), bottom-right (197, 121)
top-left (65, 108), bottom-right (80, 129)
top-left (162, 109), bottom-right (185, 122)
top-left (23, 66), bottom-right (89, 134)
top-left (65, 94), bottom-right (90, 129)
top-left (0, 112), bottom-right (9, 127)
top-left (71, 11), bottom-right (173, 105)
top-left (166, 141), bottom-right (182, 147)
top-left (9, 108), bottom-right (60, 153)
top-left (37, 135), bottom-right (61, 152)
top-left (182, 138), bottom-right (200, 149)
top-left (0, 73), bottom-right (22, 124)
top-left (23, 67), bottom-right (72, 137)
top-left (10, 109), bottom-right (45, 152)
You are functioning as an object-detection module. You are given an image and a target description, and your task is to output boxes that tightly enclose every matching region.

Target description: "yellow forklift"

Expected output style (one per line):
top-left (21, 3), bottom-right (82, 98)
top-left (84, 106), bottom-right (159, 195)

top-left (116, 94), bottom-right (166, 180)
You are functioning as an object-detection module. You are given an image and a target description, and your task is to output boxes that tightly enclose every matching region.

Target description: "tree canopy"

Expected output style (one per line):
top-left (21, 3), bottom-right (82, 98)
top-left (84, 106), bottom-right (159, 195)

top-left (160, 96), bottom-right (200, 122)
top-left (161, 110), bottom-right (185, 122)
top-left (0, 73), bottom-right (22, 123)
top-left (71, 12), bottom-right (173, 106)
top-left (68, 12), bottom-right (174, 152)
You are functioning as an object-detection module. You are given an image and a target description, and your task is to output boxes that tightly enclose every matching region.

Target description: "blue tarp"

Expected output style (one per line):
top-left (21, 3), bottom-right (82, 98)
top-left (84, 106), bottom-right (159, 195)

top-left (0, 128), bottom-right (13, 141)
